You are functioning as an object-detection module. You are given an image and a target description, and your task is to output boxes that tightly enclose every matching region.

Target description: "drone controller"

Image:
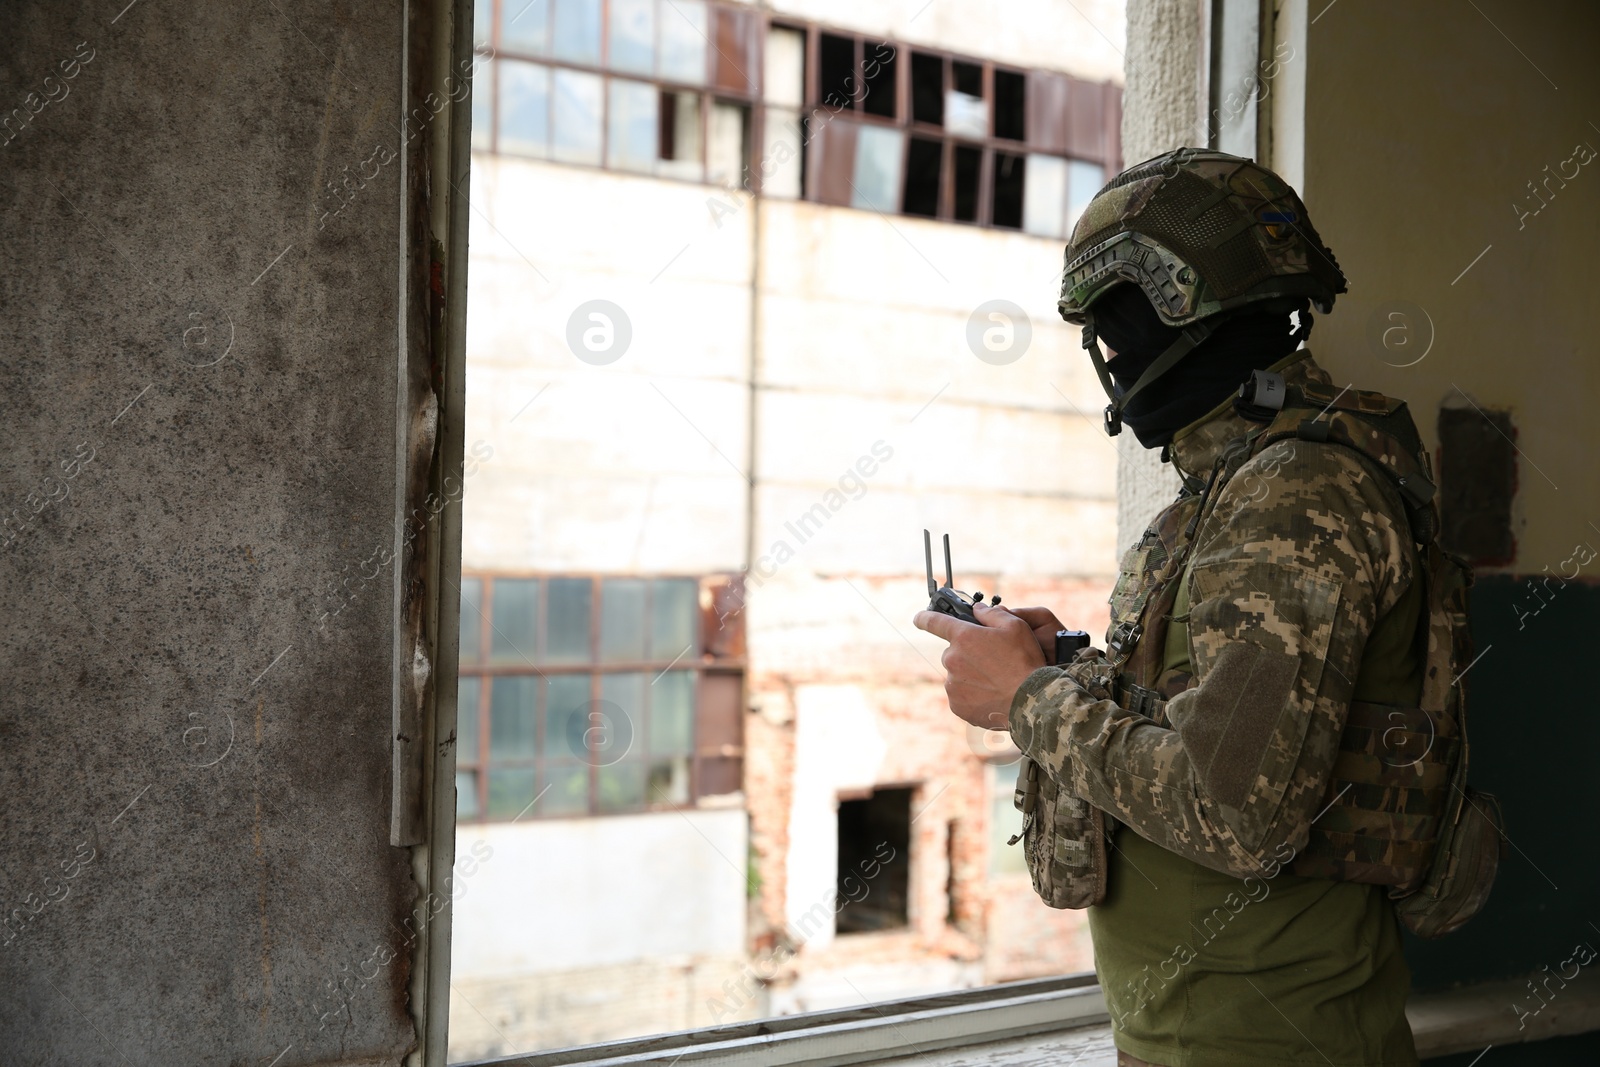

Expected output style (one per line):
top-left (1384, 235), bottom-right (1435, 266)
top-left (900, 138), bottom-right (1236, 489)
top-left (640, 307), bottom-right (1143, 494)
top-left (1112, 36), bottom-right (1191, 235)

top-left (924, 530), bottom-right (998, 624)
top-left (923, 530), bottom-right (1090, 665)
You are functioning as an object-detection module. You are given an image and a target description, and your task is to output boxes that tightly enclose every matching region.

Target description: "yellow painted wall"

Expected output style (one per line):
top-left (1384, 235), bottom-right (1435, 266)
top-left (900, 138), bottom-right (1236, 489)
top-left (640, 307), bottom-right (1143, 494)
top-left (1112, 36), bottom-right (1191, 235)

top-left (1298, 0), bottom-right (1600, 572)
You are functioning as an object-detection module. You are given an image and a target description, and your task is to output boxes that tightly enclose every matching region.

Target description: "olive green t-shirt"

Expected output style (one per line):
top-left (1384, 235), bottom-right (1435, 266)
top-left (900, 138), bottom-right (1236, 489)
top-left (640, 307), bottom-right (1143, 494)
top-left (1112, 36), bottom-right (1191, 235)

top-left (1090, 832), bottom-right (1417, 1066)
top-left (1088, 553), bottom-right (1423, 1067)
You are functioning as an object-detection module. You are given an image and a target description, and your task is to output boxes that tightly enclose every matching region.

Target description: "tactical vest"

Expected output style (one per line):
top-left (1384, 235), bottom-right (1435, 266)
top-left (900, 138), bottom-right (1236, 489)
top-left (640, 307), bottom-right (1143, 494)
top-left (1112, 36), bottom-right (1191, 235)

top-left (1016, 377), bottom-right (1504, 938)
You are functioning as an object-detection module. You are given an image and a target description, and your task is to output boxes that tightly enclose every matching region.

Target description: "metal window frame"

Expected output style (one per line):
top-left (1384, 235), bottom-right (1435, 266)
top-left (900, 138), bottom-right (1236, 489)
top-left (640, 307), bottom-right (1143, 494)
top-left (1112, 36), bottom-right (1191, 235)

top-left (472, 0), bottom-right (1120, 227)
top-left (454, 974), bottom-right (1109, 1067)
top-left (457, 572), bottom-right (742, 825)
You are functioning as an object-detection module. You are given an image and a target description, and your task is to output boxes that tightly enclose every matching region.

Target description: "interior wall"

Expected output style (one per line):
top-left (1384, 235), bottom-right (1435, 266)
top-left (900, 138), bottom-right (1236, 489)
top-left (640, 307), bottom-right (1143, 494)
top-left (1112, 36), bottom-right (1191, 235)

top-left (0, 3), bottom-right (450, 1064)
top-left (1296, 0), bottom-right (1600, 1023)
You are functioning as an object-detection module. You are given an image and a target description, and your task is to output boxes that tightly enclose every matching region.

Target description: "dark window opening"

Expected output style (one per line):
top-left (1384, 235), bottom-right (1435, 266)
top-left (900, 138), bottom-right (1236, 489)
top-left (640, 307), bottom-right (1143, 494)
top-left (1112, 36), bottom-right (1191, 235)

top-left (862, 42), bottom-right (897, 117)
top-left (819, 33), bottom-right (857, 109)
top-left (836, 787), bottom-right (912, 933)
top-left (993, 69), bottom-right (1025, 141)
top-left (992, 150), bottom-right (1024, 228)
top-left (911, 52), bottom-right (944, 125)
top-left (952, 59), bottom-right (983, 98)
top-left (902, 137), bottom-right (943, 217)
top-left (945, 819), bottom-right (959, 926)
top-left (658, 90), bottom-right (678, 159)
top-left (953, 144), bottom-right (982, 222)
top-left (1438, 405), bottom-right (1518, 566)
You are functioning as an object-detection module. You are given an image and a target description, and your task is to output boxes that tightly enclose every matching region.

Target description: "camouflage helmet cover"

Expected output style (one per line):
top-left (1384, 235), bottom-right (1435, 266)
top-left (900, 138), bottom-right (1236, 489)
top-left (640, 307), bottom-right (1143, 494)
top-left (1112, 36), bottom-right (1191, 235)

top-left (1057, 148), bottom-right (1347, 327)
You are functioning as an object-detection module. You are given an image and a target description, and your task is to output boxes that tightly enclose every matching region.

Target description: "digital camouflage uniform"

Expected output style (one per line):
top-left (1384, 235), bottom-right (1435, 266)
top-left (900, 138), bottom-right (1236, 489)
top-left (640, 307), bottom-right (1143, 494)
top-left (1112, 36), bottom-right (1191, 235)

top-left (1010, 349), bottom-right (1421, 1065)
top-left (1002, 148), bottom-right (1501, 1065)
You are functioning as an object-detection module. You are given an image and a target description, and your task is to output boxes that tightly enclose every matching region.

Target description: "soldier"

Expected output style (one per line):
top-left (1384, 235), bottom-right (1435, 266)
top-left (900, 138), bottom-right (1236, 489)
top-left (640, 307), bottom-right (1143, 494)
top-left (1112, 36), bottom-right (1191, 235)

top-left (912, 148), bottom-right (1482, 1066)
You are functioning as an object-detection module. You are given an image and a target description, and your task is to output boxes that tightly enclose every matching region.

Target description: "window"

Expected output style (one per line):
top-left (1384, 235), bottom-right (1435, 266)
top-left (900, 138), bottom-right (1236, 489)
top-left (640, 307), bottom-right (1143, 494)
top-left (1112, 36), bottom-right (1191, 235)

top-left (475, 0), bottom-right (755, 185)
top-left (469, 0), bottom-right (1121, 219)
top-left (793, 31), bottom-right (1118, 229)
top-left (988, 763), bottom-right (1026, 876)
top-left (456, 574), bottom-right (744, 820)
top-left (836, 788), bottom-right (913, 933)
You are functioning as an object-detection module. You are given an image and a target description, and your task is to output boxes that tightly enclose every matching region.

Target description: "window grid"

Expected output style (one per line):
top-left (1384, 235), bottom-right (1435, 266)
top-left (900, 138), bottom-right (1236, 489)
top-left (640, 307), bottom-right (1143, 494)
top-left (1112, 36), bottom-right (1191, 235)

top-left (472, 0), bottom-right (1119, 235)
top-left (457, 573), bottom-right (721, 821)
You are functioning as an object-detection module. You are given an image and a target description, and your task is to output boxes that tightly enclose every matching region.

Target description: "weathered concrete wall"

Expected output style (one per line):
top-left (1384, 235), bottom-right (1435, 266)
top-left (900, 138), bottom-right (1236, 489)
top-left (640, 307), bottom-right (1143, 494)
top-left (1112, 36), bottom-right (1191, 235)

top-left (0, 3), bottom-right (439, 1064)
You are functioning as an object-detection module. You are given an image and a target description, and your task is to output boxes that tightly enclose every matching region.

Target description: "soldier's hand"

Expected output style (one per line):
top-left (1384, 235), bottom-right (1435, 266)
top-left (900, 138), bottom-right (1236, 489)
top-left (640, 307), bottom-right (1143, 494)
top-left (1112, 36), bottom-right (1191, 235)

top-left (1005, 606), bottom-right (1067, 664)
top-left (913, 603), bottom-right (1046, 731)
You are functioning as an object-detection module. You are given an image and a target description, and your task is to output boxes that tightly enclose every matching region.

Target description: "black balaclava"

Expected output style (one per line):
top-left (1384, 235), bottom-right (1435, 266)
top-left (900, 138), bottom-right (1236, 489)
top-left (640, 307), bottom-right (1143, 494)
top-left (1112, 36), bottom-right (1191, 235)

top-left (1090, 283), bottom-right (1305, 449)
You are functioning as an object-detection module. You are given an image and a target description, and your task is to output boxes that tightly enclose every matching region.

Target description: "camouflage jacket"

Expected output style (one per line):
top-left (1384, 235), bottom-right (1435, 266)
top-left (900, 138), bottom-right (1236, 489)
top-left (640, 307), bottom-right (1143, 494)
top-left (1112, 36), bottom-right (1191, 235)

top-left (1009, 352), bottom-right (1418, 880)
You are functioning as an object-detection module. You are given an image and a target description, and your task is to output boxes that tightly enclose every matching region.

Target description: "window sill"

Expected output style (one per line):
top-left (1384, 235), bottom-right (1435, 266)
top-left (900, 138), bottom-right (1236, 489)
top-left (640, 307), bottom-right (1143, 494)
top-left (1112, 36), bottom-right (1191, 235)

top-left (458, 973), bottom-right (1105, 1066)
top-left (456, 967), bottom-right (1600, 1066)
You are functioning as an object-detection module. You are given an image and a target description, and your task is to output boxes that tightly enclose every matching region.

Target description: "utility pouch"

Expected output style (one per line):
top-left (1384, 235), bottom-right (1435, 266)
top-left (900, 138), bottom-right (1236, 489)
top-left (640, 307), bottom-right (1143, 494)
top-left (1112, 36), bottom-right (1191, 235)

top-left (1011, 756), bottom-right (1107, 909)
top-left (1392, 781), bottom-right (1505, 938)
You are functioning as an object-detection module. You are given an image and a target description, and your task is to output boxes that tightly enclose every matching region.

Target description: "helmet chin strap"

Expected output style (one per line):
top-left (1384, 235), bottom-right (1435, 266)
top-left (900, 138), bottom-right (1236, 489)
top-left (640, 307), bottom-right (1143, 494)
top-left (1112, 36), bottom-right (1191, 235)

top-left (1081, 310), bottom-right (1228, 436)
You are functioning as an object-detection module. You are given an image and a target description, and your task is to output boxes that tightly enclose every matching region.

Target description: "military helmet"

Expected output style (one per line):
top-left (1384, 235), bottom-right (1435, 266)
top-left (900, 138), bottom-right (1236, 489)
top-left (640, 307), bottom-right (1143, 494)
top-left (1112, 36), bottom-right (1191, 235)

top-left (1058, 148), bottom-right (1348, 435)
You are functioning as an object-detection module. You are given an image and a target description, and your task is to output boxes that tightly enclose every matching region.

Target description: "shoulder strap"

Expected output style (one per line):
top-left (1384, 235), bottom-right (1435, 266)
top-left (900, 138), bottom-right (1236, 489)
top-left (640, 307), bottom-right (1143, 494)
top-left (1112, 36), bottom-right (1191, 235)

top-left (1247, 387), bottom-right (1440, 544)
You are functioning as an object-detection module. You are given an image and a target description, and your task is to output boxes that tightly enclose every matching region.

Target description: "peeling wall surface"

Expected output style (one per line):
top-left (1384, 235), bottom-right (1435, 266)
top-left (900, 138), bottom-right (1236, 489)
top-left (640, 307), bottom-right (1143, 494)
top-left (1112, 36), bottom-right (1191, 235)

top-left (0, 3), bottom-right (423, 1064)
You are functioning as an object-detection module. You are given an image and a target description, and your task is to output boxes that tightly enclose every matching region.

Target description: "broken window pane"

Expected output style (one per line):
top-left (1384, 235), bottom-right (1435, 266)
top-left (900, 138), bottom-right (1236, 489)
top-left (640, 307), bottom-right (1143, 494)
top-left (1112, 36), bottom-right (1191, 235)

top-left (550, 68), bottom-right (602, 165)
top-left (953, 144), bottom-right (982, 222)
top-left (911, 52), bottom-right (944, 125)
top-left (489, 576), bottom-right (539, 663)
top-left (497, 60), bottom-right (551, 160)
top-left (761, 107), bottom-right (802, 198)
top-left (608, 0), bottom-right (654, 75)
top-left (945, 88), bottom-right (986, 139)
top-left (707, 101), bottom-right (748, 188)
top-left (764, 26), bottom-right (805, 107)
top-left (902, 137), bottom-right (942, 217)
top-left (607, 78), bottom-right (658, 173)
top-left (489, 676), bottom-right (539, 758)
top-left (550, 0), bottom-right (601, 63)
top-left (994, 68), bottom-right (1025, 140)
top-left (819, 33), bottom-right (856, 109)
top-left (1067, 158), bottom-right (1106, 233)
top-left (544, 576), bottom-right (594, 660)
top-left (862, 42), bottom-right (896, 118)
top-left (1023, 152), bottom-right (1067, 237)
top-left (658, 90), bottom-right (704, 181)
top-left (659, 0), bottom-right (707, 85)
top-left (952, 59), bottom-right (982, 96)
top-left (503, 0), bottom-right (550, 54)
top-left (851, 123), bottom-right (903, 212)
top-left (992, 150), bottom-right (1025, 228)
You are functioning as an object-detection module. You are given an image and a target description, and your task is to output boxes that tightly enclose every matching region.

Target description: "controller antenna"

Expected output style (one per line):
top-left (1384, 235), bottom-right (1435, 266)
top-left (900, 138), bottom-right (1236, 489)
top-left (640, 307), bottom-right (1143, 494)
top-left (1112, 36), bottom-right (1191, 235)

top-left (923, 529), bottom-right (937, 597)
top-left (943, 533), bottom-right (955, 590)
